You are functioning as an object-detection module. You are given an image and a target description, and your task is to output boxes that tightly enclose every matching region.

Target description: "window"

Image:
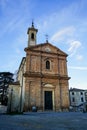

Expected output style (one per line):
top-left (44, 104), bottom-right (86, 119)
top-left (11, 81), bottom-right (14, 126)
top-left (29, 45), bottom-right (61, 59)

top-left (72, 97), bottom-right (75, 102)
top-left (31, 33), bottom-right (34, 39)
top-left (46, 60), bottom-right (50, 69)
top-left (81, 97), bottom-right (84, 102)
top-left (80, 92), bottom-right (83, 95)
top-left (72, 92), bottom-right (74, 95)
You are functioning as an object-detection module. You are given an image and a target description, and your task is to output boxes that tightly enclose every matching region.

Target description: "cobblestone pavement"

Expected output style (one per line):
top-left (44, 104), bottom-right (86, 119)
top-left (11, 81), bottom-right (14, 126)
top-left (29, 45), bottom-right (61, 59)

top-left (0, 112), bottom-right (87, 130)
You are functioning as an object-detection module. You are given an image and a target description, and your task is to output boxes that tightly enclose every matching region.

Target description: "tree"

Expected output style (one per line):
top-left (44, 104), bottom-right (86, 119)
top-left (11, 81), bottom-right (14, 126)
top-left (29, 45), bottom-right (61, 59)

top-left (0, 72), bottom-right (14, 105)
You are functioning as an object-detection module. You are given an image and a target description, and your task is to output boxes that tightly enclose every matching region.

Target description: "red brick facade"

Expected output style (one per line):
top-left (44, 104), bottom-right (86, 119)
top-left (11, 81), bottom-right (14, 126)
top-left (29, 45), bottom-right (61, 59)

top-left (24, 43), bottom-right (70, 111)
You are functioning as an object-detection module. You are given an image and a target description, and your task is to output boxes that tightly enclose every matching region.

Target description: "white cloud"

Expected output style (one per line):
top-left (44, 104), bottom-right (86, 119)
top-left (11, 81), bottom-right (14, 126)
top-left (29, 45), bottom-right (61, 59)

top-left (15, 48), bottom-right (21, 54)
top-left (68, 66), bottom-right (87, 70)
top-left (76, 55), bottom-right (83, 61)
top-left (0, 17), bottom-right (20, 38)
top-left (68, 40), bottom-right (81, 56)
top-left (50, 26), bottom-right (75, 43)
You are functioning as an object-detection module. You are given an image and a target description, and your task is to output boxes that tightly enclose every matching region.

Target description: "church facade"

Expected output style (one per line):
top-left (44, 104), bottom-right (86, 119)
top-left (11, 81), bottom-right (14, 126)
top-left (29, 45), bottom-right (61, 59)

top-left (18, 23), bottom-right (70, 112)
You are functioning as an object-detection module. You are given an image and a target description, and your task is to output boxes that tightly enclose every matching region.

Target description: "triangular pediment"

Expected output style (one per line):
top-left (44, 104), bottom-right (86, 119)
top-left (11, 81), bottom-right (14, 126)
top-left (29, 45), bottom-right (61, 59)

top-left (25, 43), bottom-right (67, 56)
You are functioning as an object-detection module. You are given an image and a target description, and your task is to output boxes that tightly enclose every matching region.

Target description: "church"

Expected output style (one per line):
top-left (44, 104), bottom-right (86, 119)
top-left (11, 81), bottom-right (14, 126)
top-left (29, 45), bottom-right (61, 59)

top-left (8, 22), bottom-right (70, 112)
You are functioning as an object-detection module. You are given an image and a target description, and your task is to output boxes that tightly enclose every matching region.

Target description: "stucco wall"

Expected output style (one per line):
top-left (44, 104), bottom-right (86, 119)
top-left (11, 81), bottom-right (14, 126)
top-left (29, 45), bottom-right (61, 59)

top-left (7, 84), bottom-right (21, 113)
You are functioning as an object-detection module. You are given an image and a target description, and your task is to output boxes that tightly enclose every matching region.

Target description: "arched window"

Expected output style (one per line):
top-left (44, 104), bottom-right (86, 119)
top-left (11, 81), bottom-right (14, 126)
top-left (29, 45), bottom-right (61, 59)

top-left (31, 33), bottom-right (34, 39)
top-left (46, 60), bottom-right (50, 69)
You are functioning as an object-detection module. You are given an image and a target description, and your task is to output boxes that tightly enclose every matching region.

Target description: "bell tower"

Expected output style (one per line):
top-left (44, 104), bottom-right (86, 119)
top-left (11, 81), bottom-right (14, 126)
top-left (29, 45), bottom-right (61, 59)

top-left (27, 22), bottom-right (38, 47)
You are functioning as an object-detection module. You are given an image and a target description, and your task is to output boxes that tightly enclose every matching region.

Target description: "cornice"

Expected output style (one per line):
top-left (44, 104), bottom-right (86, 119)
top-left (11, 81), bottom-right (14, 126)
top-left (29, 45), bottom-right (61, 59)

top-left (23, 72), bottom-right (70, 80)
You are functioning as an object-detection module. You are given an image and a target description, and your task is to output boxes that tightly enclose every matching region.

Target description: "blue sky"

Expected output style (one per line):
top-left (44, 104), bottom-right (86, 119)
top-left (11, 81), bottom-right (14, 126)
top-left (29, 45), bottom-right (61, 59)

top-left (0, 0), bottom-right (87, 89)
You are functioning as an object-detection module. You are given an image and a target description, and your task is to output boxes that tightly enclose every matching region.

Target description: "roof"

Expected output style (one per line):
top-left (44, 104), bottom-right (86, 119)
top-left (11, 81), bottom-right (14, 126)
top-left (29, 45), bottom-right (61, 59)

top-left (17, 57), bottom-right (26, 74)
top-left (9, 81), bottom-right (20, 85)
top-left (69, 88), bottom-right (85, 92)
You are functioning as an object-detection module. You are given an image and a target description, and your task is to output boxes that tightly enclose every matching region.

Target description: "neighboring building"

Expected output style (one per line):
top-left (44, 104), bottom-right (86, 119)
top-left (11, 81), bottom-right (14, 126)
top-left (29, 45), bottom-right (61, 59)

top-left (8, 22), bottom-right (70, 112)
top-left (7, 82), bottom-right (20, 113)
top-left (85, 91), bottom-right (87, 102)
top-left (17, 57), bottom-right (26, 112)
top-left (69, 88), bottom-right (87, 111)
top-left (7, 57), bottom-right (26, 113)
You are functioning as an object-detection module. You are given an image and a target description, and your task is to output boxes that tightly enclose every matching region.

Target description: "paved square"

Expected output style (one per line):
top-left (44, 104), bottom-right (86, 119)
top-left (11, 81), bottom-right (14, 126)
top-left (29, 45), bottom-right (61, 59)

top-left (0, 112), bottom-right (87, 130)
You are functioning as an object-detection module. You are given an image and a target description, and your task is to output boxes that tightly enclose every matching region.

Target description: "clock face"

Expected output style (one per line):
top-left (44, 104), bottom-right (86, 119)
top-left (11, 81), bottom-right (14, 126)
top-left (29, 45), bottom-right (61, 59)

top-left (45, 47), bottom-right (51, 52)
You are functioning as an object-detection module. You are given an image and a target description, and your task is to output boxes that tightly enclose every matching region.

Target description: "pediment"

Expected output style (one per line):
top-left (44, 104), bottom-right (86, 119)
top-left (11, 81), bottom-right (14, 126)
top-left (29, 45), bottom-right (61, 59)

top-left (43, 83), bottom-right (55, 88)
top-left (25, 43), bottom-right (67, 56)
